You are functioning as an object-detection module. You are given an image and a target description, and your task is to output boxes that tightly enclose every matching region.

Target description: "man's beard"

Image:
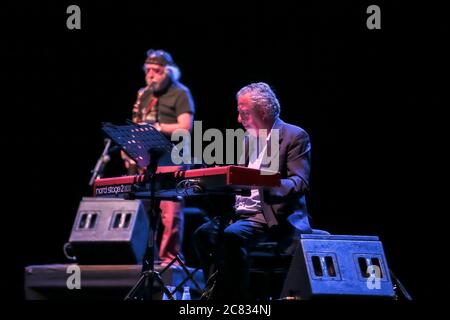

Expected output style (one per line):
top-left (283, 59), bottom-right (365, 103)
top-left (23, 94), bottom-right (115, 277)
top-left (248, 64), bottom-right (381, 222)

top-left (148, 76), bottom-right (170, 92)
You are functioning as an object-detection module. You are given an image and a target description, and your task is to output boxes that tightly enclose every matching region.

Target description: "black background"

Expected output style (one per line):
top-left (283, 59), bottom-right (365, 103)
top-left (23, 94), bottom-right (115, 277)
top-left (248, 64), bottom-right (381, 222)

top-left (2, 0), bottom-right (447, 302)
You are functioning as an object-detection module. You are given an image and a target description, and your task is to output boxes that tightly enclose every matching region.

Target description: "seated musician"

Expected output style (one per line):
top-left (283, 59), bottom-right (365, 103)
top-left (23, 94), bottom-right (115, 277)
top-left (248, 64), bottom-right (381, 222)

top-left (193, 82), bottom-right (312, 299)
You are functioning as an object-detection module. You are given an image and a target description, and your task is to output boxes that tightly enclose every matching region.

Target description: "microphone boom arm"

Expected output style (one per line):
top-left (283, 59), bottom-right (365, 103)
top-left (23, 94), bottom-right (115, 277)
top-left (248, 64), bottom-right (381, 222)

top-left (89, 138), bottom-right (113, 186)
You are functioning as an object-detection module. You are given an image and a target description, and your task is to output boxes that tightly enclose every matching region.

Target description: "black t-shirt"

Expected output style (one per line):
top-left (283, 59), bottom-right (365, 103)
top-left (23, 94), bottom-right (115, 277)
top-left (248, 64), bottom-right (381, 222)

top-left (136, 80), bottom-right (195, 124)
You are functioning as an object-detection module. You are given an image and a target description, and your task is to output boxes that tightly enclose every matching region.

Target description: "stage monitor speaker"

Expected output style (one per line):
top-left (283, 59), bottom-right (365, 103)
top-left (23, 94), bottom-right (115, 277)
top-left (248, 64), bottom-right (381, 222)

top-left (281, 234), bottom-right (395, 299)
top-left (68, 197), bottom-right (150, 264)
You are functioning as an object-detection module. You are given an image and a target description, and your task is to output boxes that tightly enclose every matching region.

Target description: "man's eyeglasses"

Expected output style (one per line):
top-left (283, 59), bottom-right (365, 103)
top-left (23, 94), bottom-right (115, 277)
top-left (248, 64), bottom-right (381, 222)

top-left (237, 109), bottom-right (251, 119)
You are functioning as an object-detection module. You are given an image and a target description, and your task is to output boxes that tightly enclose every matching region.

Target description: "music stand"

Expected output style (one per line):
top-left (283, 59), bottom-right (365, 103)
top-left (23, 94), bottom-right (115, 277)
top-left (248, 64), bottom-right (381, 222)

top-left (102, 121), bottom-right (176, 168)
top-left (102, 122), bottom-right (177, 300)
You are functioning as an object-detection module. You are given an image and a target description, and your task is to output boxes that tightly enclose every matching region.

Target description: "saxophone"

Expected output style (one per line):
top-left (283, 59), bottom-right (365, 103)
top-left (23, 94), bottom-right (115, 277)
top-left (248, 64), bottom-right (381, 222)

top-left (132, 85), bottom-right (151, 123)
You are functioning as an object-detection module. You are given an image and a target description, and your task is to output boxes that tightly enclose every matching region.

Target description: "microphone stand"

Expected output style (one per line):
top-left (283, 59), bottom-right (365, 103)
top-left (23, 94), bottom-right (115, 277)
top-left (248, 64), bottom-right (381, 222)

top-left (89, 138), bottom-right (112, 186)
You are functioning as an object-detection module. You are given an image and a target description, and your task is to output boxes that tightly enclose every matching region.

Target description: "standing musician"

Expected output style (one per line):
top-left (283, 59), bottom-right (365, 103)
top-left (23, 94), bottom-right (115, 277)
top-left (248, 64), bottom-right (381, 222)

top-left (122, 49), bottom-right (195, 265)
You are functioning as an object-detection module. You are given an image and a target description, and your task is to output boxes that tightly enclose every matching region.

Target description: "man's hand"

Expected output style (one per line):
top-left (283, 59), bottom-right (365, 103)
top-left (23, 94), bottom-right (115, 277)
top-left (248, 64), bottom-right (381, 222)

top-left (121, 150), bottom-right (136, 169)
top-left (153, 122), bottom-right (162, 132)
top-left (155, 113), bottom-right (193, 135)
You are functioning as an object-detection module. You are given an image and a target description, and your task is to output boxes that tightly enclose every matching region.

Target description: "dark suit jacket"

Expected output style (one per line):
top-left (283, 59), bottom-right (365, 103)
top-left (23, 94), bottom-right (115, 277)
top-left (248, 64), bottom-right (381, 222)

top-left (248, 118), bottom-right (312, 233)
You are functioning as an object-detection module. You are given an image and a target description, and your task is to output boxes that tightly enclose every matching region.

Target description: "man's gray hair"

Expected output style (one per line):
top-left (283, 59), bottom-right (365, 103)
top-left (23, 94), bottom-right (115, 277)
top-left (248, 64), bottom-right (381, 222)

top-left (165, 65), bottom-right (181, 81)
top-left (236, 82), bottom-right (280, 119)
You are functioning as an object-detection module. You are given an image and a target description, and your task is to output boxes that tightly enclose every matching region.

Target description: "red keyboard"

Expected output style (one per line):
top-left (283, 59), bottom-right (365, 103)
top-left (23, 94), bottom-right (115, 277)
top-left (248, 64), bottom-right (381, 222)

top-left (93, 165), bottom-right (280, 198)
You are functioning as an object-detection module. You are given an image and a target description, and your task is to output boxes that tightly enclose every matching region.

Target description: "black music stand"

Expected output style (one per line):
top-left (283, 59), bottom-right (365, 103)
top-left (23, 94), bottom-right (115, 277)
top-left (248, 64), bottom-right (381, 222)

top-left (102, 121), bottom-right (175, 168)
top-left (102, 122), bottom-right (176, 300)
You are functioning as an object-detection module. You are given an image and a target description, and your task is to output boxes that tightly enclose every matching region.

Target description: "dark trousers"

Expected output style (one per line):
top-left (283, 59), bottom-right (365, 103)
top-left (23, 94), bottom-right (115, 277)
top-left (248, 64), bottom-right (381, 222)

top-left (193, 216), bottom-right (269, 300)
